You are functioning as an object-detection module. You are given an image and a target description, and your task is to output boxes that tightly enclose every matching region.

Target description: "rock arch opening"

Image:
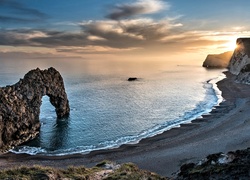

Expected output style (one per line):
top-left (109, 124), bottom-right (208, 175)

top-left (40, 96), bottom-right (56, 120)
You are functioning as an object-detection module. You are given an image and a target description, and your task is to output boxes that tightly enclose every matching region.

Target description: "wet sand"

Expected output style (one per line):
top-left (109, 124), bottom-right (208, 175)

top-left (1, 71), bottom-right (250, 177)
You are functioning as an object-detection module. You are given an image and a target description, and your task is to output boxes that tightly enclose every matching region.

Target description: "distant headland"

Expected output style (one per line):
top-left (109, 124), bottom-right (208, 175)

top-left (202, 51), bottom-right (233, 68)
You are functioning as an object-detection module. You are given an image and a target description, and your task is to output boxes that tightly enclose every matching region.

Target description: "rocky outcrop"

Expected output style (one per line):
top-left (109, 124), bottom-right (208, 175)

top-left (176, 148), bottom-right (250, 180)
top-left (128, 77), bottom-right (138, 81)
top-left (223, 38), bottom-right (250, 84)
top-left (203, 51), bottom-right (233, 68)
top-left (0, 67), bottom-right (70, 152)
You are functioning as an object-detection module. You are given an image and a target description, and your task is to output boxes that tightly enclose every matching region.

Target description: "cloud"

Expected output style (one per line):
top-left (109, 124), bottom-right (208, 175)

top-left (1, 0), bottom-right (250, 57)
top-left (0, 18), bottom-right (245, 55)
top-left (106, 0), bottom-right (168, 20)
top-left (0, 15), bottom-right (38, 23)
top-left (0, 17), bottom-right (178, 51)
top-left (80, 20), bottom-right (145, 48)
top-left (0, 0), bottom-right (48, 24)
top-left (0, 29), bottom-right (49, 46)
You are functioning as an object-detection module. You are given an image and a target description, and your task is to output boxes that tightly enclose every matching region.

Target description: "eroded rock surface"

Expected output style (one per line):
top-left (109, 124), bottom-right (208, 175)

top-left (0, 67), bottom-right (70, 152)
top-left (229, 38), bottom-right (250, 79)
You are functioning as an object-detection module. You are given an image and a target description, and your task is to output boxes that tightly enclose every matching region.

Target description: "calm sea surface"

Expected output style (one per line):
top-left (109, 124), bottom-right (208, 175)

top-left (0, 58), bottom-right (225, 155)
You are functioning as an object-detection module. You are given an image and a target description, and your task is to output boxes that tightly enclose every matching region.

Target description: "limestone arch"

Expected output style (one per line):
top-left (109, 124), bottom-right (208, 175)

top-left (0, 67), bottom-right (70, 152)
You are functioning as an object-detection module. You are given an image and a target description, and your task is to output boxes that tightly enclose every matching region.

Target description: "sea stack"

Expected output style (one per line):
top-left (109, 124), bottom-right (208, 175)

top-left (0, 67), bottom-right (70, 152)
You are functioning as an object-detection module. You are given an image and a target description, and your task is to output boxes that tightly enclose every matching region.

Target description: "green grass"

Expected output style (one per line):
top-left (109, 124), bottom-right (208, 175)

top-left (0, 165), bottom-right (60, 180)
top-left (0, 162), bottom-right (167, 180)
top-left (61, 166), bottom-right (101, 179)
top-left (104, 163), bottom-right (167, 180)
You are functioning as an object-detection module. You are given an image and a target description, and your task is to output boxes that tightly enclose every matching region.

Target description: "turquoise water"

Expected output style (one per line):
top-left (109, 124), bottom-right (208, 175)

top-left (0, 58), bottom-right (224, 155)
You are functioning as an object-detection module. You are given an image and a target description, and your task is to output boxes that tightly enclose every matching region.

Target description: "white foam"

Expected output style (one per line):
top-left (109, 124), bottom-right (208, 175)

top-left (10, 146), bottom-right (47, 155)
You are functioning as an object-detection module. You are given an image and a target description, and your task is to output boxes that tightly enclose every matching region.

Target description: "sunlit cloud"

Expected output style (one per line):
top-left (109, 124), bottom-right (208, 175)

top-left (87, 35), bottom-right (107, 41)
top-left (232, 26), bottom-right (245, 31)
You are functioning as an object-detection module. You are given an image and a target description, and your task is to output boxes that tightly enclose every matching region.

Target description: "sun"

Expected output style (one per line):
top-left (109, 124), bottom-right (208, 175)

top-left (225, 40), bottom-right (238, 51)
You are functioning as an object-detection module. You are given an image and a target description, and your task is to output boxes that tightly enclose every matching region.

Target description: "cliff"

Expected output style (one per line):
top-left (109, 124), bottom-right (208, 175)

top-left (0, 67), bottom-right (70, 152)
top-left (229, 38), bottom-right (250, 84)
top-left (203, 51), bottom-right (233, 68)
top-left (180, 38), bottom-right (250, 179)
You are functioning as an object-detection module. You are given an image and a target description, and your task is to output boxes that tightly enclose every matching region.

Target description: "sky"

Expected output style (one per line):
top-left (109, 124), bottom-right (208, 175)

top-left (1, 0), bottom-right (250, 62)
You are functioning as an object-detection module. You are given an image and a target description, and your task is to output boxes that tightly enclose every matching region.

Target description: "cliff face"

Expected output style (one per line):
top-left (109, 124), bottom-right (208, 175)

top-left (203, 51), bottom-right (233, 68)
top-left (229, 38), bottom-right (250, 84)
top-left (0, 67), bottom-right (70, 152)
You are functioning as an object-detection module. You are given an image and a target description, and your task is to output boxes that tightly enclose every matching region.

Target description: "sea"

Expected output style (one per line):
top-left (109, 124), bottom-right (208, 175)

top-left (0, 58), bottom-right (225, 156)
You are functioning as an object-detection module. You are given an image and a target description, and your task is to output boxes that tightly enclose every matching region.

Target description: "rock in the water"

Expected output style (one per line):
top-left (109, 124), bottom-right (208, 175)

top-left (202, 51), bottom-right (233, 68)
top-left (0, 67), bottom-right (70, 152)
top-left (128, 77), bottom-right (138, 81)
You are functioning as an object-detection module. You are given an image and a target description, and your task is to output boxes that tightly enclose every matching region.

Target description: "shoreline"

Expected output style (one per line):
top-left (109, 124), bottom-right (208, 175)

top-left (8, 71), bottom-right (224, 156)
top-left (1, 71), bottom-right (250, 177)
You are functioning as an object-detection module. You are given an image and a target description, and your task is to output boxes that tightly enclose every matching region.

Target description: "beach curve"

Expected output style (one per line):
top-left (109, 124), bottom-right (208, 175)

top-left (1, 71), bottom-right (250, 178)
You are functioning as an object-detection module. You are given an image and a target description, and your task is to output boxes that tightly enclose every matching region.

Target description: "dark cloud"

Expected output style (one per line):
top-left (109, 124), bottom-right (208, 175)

top-left (0, 29), bottom-right (89, 47)
top-left (82, 22), bottom-right (144, 48)
top-left (0, 15), bottom-right (43, 23)
top-left (121, 21), bottom-right (169, 40)
top-left (0, 0), bottom-right (48, 24)
top-left (106, 0), bottom-right (166, 20)
top-left (107, 5), bottom-right (147, 20)
top-left (32, 33), bottom-right (90, 47)
top-left (0, 30), bottom-right (30, 46)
